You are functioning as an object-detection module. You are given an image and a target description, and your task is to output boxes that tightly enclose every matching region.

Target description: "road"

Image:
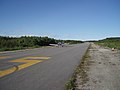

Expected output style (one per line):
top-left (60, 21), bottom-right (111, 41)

top-left (0, 43), bottom-right (89, 90)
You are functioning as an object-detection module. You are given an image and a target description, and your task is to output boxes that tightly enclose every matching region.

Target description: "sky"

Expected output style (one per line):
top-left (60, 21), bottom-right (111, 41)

top-left (0, 0), bottom-right (120, 40)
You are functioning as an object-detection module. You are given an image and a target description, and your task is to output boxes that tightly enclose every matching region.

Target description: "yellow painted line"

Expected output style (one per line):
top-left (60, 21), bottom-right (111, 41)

top-left (10, 59), bottom-right (42, 70)
top-left (0, 56), bottom-right (50, 77)
top-left (0, 56), bottom-right (10, 59)
top-left (26, 56), bottom-right (51, 60)
top-left (0, 67), bottom-right (16, 77)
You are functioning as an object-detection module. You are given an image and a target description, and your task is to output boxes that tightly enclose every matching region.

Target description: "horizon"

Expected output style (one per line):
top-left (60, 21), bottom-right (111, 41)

top-left (0, 35), bottom-right (120, 41)
top-left (0, 0), bottom-right (120, 40)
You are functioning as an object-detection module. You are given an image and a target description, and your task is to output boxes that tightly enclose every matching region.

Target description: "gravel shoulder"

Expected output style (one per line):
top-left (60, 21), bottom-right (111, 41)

top-left (75, 43), bottom-right (120, 90)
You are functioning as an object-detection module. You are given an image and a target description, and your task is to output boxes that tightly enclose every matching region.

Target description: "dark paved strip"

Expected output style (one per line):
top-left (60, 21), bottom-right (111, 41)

top-left (0, 43), bottom-right (89, 90)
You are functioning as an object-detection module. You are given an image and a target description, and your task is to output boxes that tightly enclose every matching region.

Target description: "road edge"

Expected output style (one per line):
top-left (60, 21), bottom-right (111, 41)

top-left (64, 43), bottom-right (91, 90)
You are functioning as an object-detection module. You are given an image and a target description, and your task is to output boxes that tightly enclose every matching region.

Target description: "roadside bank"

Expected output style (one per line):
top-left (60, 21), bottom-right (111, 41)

top-left (75, 43), bottom-right (120, 90)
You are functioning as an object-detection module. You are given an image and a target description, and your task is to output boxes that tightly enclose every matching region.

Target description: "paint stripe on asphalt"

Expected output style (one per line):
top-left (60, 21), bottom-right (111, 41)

top-left (0, 56), bottom-right (50, 78)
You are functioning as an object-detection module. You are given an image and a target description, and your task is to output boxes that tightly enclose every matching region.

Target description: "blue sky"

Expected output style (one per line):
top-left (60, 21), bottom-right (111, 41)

top-left (0, 0), bottom-right (120, 40)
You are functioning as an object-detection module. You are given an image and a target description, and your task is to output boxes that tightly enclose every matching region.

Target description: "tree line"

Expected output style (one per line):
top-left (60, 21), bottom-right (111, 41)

top-left (0, 36), bottom-right (83, 51)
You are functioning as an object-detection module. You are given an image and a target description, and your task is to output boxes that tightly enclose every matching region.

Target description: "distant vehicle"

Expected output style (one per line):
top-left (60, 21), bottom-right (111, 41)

top-left (49, 42), bottom-right (68, 47)
top-left (49, 44), bottom-right (58, 47)
top-left (58, 42), bottom-right (65, 47)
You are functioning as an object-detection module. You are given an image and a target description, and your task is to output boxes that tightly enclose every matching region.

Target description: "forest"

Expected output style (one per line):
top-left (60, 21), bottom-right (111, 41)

top-left (0, 36), bottom-right (83, 51)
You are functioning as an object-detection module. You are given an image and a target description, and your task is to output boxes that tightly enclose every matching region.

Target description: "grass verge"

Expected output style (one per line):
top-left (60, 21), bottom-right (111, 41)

top-left (64, 44), bottom-right (90, 90)
top-left (95, 38), bottom-right (120, 50)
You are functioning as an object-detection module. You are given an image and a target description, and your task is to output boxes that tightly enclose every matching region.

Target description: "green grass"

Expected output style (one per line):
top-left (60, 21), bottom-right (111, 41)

top-left (64, 77), bottom-right (75, 90)
top-left (95, 37), bottom-right (120, 50)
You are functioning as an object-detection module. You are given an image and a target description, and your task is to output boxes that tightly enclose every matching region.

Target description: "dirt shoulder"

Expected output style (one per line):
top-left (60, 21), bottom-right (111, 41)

top-left (75, 43), bottom-right (120, 90)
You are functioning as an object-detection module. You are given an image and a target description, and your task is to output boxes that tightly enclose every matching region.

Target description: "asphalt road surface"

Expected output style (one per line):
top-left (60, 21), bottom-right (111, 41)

top-left (0, 43), bottom-right (89, 90)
